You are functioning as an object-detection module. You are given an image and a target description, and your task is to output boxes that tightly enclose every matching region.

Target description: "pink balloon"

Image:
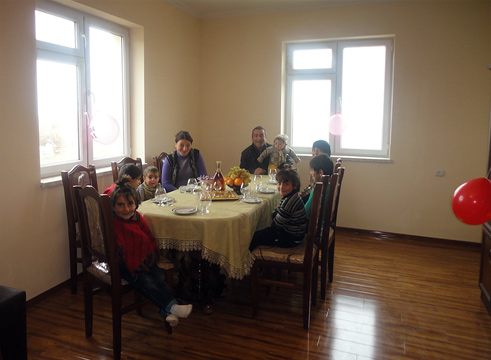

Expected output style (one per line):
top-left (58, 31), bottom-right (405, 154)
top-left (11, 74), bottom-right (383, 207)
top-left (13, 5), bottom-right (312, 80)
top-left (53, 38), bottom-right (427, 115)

top-left (89, 113), bottom-right (120, 145)
top-left (329, 113), bottom-right (346, 135)
top-left (452, 177), bottom-right (491, 225)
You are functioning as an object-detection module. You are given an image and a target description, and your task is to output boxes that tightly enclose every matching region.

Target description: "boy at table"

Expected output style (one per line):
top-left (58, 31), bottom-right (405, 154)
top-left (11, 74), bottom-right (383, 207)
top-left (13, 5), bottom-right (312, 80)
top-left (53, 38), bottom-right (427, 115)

top-left (249, 168), bottom-right (307, 251)
top-left (111, 178), bottom-right (192, 326)
top-left (137, 166), bottom-right (162, 201)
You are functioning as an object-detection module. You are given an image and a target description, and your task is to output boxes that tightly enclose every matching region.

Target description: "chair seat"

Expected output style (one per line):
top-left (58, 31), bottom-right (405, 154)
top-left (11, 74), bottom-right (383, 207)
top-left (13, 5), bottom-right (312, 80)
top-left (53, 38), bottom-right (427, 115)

top-left (87, 262), bottom-right (129, 286)
top-left (157, 257), bottom-right (175, 271)
top-left (252, 243), bottom-right (318, 265)
top-left (87, 258), bottom-right (175, 286)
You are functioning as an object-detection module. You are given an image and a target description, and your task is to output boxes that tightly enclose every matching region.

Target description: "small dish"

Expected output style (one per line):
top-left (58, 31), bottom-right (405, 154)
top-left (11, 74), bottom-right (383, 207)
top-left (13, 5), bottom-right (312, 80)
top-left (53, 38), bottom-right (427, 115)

top-left (242, 198), bottom-right (263, 204)
top-left (151, 196), bottom-right (173, 204)
top-left (259, 188), bottom-right (275, 194)
top-left (268, 180), bottom-right (277, 184)
top-left (172, 206), bottom-right (198, 215)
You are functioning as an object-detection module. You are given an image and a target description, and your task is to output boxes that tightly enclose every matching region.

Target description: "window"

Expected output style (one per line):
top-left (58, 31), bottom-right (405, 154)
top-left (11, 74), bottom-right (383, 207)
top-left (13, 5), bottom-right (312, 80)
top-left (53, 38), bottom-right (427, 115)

top-left (284, 38), bottom-right (394, 159)
top-left (35, 1), bottom-right (130, 178)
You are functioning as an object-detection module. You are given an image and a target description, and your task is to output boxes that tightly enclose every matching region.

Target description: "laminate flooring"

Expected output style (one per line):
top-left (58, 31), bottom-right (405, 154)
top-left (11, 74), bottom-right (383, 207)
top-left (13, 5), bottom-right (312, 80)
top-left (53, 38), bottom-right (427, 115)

top-left (26, 229), bottom-right (491, 359)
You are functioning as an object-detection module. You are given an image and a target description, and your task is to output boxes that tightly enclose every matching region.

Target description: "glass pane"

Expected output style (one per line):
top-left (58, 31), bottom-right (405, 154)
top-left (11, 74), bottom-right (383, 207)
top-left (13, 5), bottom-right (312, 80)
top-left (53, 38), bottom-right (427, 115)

top-left (291, 79), bottom-right (331, 148)
top-left (89, 27), bottom-right (125, 160)
top-left (35, 11), bottom-right (76, 48)
top-left (293, 49), bottom-right (332, 70)
top-left (341, 46), bottom-right (386, 150)
top-left (37, 60), bottom-right (80, 166)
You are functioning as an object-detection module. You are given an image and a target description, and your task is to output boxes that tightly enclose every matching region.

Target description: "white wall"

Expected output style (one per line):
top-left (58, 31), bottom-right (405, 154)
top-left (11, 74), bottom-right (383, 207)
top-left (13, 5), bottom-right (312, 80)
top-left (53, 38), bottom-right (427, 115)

top-left (198, 1), bottom-right (491, 242)
top-left (0, 0), bottom-right (489, 300)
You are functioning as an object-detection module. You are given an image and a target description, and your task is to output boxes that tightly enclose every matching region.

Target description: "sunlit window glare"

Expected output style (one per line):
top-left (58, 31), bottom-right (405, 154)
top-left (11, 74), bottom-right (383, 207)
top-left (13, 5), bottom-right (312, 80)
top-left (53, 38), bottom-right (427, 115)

top-left (341, 46), bottom-right (386, 151)
top-left (89, 27), bottom-right (125, 160)
top-left (291, 80), bottom-right (331, 148)
top-left (37, 60), bottom-right (79, 165)
top-left (293, 49), bottom-right (332, 70)
top-left (35, 10), bottom-right (75, 48)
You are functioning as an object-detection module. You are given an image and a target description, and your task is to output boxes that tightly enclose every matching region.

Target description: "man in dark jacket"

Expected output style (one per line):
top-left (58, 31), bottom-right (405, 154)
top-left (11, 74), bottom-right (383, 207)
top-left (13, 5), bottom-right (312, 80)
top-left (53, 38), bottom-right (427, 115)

top-left (240, 126), bottom-right (271, 175)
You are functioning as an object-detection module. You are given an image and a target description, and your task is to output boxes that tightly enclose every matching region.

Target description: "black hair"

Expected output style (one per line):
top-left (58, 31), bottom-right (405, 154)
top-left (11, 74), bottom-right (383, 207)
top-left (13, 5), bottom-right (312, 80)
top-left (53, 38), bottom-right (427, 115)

top-left (118, 164), bottom-right (142, 181)
top-left (175, 131), bottom-right (193, 144)
top-left (252, 126), bottom-right (267, 137)
top-left (110, 177), bottom-right (141, 210)
top-left (310, 154), bottom-right (334, 176)
top-left (276, 168), bottom-right (301, 191)
top-left (143, 166), bottom-right (159, 177)
top-left (312, 140), bottom-right (331, 157)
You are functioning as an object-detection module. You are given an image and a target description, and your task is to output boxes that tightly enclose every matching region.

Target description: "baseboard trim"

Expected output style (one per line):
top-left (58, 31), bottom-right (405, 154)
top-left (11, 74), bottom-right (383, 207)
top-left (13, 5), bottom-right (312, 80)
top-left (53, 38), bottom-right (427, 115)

top-left (337, 227), bottom-right (481, 250)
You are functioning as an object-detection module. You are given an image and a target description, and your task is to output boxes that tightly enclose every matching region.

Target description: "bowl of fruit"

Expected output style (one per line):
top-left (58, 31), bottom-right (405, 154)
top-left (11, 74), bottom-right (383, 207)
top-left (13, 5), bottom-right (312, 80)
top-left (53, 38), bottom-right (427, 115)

top-left (225, 167), bottom-right (251, 195)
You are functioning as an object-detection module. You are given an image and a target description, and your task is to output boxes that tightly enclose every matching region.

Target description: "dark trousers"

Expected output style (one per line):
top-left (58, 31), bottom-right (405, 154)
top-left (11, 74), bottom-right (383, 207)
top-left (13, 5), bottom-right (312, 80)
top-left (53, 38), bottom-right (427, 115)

top-left (119, 264), bottom-right (177, 318)
top-left (249, 226), bottom-right (302, 251)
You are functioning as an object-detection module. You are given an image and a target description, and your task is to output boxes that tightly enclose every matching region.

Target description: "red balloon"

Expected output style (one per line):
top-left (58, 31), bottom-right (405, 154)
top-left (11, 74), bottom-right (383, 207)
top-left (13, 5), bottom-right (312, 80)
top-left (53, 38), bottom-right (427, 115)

top-left (452, 177), bottom-right (491, 225)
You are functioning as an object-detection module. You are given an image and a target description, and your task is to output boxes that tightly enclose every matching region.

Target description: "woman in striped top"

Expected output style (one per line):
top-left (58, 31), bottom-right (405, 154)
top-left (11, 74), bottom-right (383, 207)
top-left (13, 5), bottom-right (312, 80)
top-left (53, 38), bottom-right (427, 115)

top-left (249, 168), bottom-right (307, 251)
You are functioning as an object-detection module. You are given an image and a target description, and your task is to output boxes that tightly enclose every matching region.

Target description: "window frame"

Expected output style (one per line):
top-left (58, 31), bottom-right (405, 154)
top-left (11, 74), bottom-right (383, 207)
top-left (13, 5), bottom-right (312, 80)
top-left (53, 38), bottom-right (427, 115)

top-left (36, 1), bottom-right (130, 178)
top-left (284, 37), bottom-right (394, 159)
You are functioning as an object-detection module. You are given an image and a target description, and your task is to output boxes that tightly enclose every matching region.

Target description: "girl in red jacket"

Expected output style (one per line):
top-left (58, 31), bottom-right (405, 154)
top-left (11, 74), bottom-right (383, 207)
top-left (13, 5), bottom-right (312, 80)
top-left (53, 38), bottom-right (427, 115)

top-left (111, 178), bottom-right (192, 327)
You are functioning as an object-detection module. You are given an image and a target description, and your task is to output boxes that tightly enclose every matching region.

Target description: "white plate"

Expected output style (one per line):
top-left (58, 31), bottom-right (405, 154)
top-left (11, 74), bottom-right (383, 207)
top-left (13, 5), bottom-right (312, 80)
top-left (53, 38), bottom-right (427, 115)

top-left (259, 188), bottom-right (275, 194)
top-left (151, 196), bottom-right (173, 204)
top-left (268, 180), bottom-right (277, 184)
top-left (242, 198), bottom-right (263, 204)
top-left (172, 206), bottom-right (198, 215)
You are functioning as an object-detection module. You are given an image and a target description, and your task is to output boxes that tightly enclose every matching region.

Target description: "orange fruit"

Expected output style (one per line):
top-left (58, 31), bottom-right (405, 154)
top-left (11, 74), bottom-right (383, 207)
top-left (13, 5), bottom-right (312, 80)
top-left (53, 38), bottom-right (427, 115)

top-left (224, 176), bottom-right (229, 182)
top-left (234, 177), bottom-right (243, 186)
top-left (227, 178), bottom-right (234, 186)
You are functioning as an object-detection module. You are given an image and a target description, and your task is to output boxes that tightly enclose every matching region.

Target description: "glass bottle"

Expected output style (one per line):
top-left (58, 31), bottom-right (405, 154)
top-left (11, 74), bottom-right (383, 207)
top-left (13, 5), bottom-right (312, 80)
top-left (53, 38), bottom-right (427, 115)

top-left (213, 160), bottom-right (225, 191)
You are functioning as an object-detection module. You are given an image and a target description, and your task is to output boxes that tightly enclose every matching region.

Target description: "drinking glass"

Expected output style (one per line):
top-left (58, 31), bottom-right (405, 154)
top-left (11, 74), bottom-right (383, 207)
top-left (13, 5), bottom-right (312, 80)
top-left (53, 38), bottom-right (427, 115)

top-left (187, 178), bottom-right (198, 193)
top-left (240, 182), bottom-right (250, 200)
top-left (154, 187), bottom-right (167, 207)
top-left (199, 191), bottom-right (212, 214)
top-left (213, 180), bottom-right (223, 192)
top-left (269, 168), bottom-right (276, 183)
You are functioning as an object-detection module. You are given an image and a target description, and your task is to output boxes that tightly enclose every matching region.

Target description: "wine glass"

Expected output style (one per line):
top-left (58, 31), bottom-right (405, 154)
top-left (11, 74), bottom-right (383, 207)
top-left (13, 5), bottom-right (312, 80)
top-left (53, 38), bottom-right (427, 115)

top-left (213, 180), bottom-right (223, 192)
top-left (240, 182), bottom-right (250, 200)
top-left (199, 191), bottom-right (212, 214)
top-left (154, 187), bottom-right (167, 207)
top-left (269, 168), bottom-right (276, 183)
top-left (187, 178), bottom-right (198, 193)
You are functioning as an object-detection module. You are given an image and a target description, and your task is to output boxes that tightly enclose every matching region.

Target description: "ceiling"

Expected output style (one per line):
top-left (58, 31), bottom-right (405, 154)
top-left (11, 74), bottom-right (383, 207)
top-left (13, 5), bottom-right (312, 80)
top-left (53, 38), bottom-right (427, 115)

top-left (165, 0), bottom-right (398, 19)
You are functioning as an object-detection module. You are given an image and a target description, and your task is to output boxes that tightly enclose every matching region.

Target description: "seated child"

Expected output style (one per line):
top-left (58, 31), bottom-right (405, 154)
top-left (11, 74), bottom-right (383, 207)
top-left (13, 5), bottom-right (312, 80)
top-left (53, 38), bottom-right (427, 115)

top-left (103, 164), bottom-right (142, 196)
top-left (305, 154), bottom-right (334, 220)
top-left (137, 166), bottom-right (163, 201)
top-left (257, 134), bottom-right (300, 173)
top-left (111, 178), bottom-right (192, 327)
top-left (249, 168), bottom-right (307, 251)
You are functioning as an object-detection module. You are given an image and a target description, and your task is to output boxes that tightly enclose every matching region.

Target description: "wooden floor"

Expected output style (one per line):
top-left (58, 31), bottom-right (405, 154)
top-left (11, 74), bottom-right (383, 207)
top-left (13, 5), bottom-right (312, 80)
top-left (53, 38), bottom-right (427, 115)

top-left (26, 230), bottom-right (491, 359)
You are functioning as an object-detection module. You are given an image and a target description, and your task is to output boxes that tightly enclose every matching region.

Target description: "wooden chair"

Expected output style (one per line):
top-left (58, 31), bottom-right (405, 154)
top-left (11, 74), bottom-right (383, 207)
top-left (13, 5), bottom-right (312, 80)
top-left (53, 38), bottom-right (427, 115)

top-left (334, 158), bottom-right (342, 173)
top-left (74, 185), bottom-right (172, 360)
top-left (250, 180), bottom-right (326, 329)
top-left (319, 167), bottom-right (345, 300)
top-left (61, 165), bottom-right (98, 294)
top-left (111, 157), bottom-right (143, 183)
top-left (152, 152), bottom-right (168, 178)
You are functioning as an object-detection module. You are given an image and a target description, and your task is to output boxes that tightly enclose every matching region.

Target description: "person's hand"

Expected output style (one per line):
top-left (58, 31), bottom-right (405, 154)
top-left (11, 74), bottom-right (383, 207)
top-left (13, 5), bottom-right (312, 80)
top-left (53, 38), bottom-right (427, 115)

top-left (254, 168), bottom-right (266, 175)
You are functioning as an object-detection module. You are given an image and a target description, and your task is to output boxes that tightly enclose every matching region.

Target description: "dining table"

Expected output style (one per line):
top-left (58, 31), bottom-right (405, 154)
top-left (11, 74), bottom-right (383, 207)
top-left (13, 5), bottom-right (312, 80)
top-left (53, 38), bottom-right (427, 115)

top-left (138, 182), bottom-right (282, 280)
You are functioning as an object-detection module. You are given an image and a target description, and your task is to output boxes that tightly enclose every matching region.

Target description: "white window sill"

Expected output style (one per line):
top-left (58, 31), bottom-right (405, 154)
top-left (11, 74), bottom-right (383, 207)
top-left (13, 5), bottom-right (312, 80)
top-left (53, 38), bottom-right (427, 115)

top-left (40, 166), bottom-right (113, 189)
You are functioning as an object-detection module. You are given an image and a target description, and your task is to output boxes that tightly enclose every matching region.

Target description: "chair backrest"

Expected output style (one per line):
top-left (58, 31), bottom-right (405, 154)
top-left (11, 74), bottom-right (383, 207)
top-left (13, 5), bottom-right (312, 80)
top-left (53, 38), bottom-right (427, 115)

top-left (111, 157), bottom-right (143, 183)
top-left (334, 158), bottom-right (342, 173)
top-left (74, 185), bottom-right (121, 285)
top-left (320, 172), bottom-right (340, 243)
top-left (302, 180), bottom-right (324, 270)
top-left (331, 167), bottom-right (345, 227)
top-left (152, 152), bottom-right (168, 178)
top-left (61, 165), bottom-right (99, 230)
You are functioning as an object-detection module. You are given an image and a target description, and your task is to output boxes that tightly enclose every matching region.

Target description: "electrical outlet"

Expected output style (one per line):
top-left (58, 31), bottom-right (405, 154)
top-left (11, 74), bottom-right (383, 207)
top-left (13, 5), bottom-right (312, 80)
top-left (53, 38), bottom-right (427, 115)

top-left (435, 169), bottom-right (445, 177)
